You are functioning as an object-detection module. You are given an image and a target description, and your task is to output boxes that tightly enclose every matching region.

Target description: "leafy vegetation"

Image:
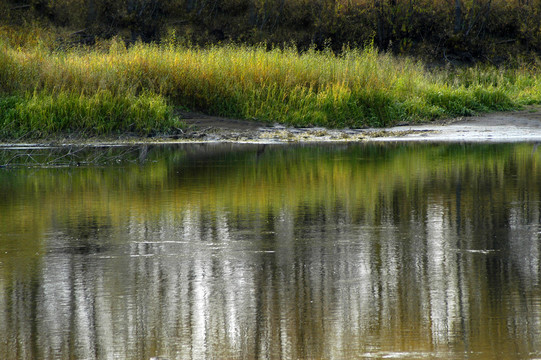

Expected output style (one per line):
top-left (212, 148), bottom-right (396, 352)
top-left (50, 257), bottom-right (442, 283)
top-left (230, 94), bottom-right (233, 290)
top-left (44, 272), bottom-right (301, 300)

top-left (0, 92), bottom-right (178, 138)
top-left (1, 29), bottom-right (540, 138)
top-left (3, 0), bottom-right (541, 62)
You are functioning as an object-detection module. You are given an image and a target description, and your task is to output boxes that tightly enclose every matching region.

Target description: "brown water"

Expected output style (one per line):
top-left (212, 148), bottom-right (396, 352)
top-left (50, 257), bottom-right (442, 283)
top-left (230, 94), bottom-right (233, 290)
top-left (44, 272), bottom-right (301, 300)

top-left (1, 143), bottom-right (541, 359)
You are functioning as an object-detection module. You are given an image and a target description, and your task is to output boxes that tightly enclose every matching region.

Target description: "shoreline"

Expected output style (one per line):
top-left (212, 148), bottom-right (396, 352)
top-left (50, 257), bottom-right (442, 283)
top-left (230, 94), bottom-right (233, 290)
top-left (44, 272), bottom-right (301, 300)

top-left (2, 107), bottom-right (541, 148)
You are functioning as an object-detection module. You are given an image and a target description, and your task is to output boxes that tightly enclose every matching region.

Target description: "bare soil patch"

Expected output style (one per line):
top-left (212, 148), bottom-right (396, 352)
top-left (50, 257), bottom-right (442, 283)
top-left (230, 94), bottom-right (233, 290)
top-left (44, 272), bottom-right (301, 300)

top-left (383, 106), bottom-right (541, 142)
top-left (3, 107), bottom-right (541, 148)
top-left (178, 111), bottom-right (271, 131)
top-left (176, 106), bottom-right (541, 143)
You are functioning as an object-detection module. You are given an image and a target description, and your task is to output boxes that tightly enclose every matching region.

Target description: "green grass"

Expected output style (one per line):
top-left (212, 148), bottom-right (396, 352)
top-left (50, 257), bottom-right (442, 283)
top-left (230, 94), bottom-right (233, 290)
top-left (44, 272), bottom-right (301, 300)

top-left (0, 91), bottom-right (180, 138)
top-left (1, 30), bottom-right (541, 138)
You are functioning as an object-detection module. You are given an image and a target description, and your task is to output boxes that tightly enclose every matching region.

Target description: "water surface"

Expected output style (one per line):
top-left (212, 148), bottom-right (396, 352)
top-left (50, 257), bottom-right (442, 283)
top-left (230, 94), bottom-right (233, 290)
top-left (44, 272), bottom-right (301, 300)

top-left (1, 143), bottom-right (541, 359)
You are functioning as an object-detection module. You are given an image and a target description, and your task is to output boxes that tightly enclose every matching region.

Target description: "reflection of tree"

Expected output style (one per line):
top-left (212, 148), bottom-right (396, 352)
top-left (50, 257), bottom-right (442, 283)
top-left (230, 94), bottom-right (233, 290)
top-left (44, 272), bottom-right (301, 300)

top-left (1, 143), bottom-right (541, 358)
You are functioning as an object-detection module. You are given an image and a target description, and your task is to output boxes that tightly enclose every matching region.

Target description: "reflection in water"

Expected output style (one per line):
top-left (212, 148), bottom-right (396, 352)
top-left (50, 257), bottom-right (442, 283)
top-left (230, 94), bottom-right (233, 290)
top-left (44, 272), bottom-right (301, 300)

top-left (1, 143), bottom-right (541, 359)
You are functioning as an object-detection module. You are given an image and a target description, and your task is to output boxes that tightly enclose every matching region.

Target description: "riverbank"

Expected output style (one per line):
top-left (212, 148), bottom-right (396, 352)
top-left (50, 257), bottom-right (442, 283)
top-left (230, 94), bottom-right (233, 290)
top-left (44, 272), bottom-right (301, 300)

top-left (2, 106), bottom-right (541, 148)
top-left (184, 105), bottom-right (541, 143)
top-left (3, 32), bottom-right (541, 140)
top-left (175, 106), bottom-right (541, 143)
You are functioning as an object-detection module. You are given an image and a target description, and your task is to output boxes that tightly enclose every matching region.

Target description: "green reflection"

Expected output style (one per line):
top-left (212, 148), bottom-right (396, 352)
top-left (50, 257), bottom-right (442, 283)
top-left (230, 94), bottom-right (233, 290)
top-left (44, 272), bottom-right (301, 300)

top-left (1, 143), bottom-right (539, 234)
top-left (0, 143), bottom-right (540, 359)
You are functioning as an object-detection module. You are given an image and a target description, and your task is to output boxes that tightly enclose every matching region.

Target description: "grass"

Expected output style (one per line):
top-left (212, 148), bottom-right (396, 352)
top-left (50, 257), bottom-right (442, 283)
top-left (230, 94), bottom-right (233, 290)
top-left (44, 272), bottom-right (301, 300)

top-left (1, 27), bottom-right (541, 138)
top-left (0, 91), bottom-right (178, 138)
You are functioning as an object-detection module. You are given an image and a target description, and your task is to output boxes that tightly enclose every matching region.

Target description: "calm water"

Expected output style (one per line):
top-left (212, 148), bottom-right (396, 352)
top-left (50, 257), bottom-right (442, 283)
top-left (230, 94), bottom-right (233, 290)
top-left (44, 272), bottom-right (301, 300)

top-left (1, 142), bottom-right (541, 359)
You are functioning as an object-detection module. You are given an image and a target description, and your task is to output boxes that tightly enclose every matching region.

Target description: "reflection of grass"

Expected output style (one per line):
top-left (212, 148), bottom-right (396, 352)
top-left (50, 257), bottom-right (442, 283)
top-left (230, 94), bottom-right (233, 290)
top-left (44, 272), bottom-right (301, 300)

top-left (1, 144), bottom-right (539, 240)
top-left (179, 143), bottom-right (533, 216)
top-left (0, 143), bottom-right (538, 272)
top-left (2, 29), bottom-right (541, 137)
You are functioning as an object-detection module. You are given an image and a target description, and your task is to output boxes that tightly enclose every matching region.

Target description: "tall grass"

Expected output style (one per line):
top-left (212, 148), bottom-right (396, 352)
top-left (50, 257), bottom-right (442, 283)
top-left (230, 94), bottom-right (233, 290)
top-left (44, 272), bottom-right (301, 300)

top-left (0, 91), bottom-right (177, 138)
top-left (1, 30), bottom-right (541, 138)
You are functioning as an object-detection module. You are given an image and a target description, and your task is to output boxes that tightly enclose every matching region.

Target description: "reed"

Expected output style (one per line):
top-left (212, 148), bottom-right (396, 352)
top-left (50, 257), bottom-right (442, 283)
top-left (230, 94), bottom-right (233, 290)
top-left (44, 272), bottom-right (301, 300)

top-left (1, 29), bottom-right (540, 138)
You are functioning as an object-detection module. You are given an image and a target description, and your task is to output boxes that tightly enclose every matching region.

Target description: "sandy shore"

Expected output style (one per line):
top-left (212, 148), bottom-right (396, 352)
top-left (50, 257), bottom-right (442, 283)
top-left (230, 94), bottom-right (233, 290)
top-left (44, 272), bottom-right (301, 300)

top-left (172, 106), bottom-right (541, 144)
top-left (2, 107), bottom-right (541, 148)
top-left (382, 107), bottom-right (541, 143)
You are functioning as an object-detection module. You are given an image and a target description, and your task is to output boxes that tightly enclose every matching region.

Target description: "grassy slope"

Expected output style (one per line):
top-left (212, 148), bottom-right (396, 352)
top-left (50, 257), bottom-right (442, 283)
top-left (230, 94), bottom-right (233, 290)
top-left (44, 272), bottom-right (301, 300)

top-left (1, 32), bottom-right (541, 138)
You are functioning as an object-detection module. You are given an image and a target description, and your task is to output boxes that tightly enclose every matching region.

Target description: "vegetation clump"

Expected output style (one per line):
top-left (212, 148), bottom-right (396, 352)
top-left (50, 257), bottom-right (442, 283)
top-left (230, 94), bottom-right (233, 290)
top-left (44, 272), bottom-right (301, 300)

top-left (0, 92), bottom-right (177, 138)
top-left (0, 26), bottom-right (541, 138)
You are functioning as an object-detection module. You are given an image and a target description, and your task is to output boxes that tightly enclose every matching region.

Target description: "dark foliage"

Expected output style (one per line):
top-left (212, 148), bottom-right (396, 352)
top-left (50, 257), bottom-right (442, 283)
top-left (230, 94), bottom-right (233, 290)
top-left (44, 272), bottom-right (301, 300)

top-left (3, 0), bottom-right (541, 62)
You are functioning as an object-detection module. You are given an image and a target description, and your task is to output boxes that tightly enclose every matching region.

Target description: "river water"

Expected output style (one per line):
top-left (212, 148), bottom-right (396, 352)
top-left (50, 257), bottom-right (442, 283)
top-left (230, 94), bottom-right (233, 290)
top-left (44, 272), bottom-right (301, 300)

top-left (1, 142), bottom-right (541, 359)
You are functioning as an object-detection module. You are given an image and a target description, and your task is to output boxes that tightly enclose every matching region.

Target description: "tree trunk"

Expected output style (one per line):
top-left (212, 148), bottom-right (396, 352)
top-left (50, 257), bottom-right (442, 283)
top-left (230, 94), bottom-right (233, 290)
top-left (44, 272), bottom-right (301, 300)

top-left (86, 0), bottom-right (96, 27)
top-left (454, 0), bottom-right (462, 34)
top-left (376, 0), bottom-right (386, 48)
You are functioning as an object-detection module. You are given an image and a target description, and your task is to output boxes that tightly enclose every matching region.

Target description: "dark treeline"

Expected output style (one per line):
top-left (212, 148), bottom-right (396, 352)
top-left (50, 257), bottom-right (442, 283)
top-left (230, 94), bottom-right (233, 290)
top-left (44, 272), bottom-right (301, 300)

top-left (2, 0), bottom-right (541, 62)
